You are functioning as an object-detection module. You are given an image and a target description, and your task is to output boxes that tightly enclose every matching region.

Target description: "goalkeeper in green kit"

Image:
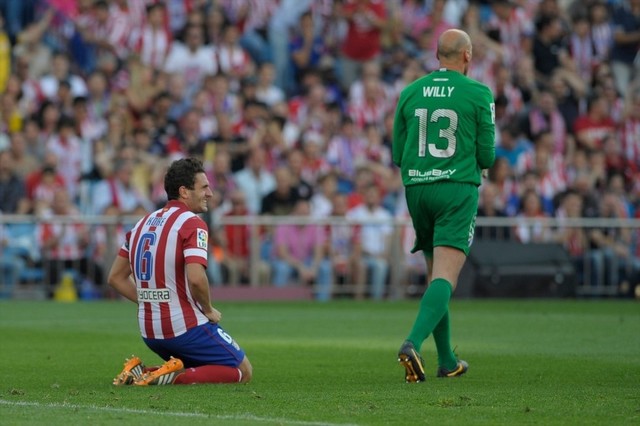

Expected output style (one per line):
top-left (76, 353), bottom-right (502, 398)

top-left (392, 29), bottom-right (495, 382)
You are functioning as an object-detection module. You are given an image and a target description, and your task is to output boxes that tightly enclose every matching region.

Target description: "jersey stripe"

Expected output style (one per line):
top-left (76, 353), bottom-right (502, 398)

top-left (153, 207), bottom-right (181, 339)
top-left (129, 211), bottom-right (155, 339)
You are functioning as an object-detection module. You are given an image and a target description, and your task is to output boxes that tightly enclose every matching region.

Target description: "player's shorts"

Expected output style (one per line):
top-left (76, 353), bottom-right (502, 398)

top-left (143, 322), bottom-right (245, 369)
top-left (405, 181), bottom-right (478, 257)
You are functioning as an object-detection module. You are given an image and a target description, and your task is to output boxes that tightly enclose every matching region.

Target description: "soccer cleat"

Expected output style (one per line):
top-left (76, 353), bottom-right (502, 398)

top-left (437, 360), bottom-right (469, 378)
top-left (133, 357), bottom-right (184, 386)
top-left (397, 340), bottom-right (426, 383)
top-left (113, 355), bottom-right (144, 386)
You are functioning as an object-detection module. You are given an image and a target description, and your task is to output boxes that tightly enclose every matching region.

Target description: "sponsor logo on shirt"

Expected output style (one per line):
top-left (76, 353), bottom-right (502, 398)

top-left (197, 228), bottom-right (208, 249)
top-left (408, 168), bottom-right (457, 183)
top-left (138, 288), bottom-right (171, 302)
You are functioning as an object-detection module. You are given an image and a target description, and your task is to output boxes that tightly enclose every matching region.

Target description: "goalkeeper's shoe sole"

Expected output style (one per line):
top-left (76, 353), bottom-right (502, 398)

top-left (134, 357), bottom-right (184, 386)
top-left (437, 360), bottom-right (469, 378)
top-left (113, 355), bottom-right (144, 386)
top-left (397, 341), bottom-right (426, 383)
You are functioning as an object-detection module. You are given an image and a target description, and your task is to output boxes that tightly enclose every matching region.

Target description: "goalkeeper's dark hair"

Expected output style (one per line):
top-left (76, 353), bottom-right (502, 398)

top-left (164, 158), bottom-right (205, 201)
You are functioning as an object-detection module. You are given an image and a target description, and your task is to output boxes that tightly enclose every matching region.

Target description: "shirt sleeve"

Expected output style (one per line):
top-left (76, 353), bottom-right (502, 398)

top-left (118, 230), bottom-right (132, 258)
top-left (180, 217), bottom-right (209, 267)
top-left (475, 85), bottom-right (496, 170)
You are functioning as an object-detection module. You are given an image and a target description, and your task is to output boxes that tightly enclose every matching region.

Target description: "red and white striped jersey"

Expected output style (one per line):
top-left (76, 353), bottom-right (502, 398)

top-left (108, 3), bottom-right (137, 59)
top-left (620, 118), bottom-right (640, 170)
top-left (37, 208), bottom-right (88, 261)
top-left (135, 24), bottom-right (172, 70)
top-left (118, 200), bottom-right (210, 339)
top-left (221, 0), bottom-right (278, 32)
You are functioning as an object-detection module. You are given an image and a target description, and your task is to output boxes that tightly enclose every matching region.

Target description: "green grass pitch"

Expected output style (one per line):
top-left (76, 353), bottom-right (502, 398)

top-left (0, 299), bottom-right (638, 425)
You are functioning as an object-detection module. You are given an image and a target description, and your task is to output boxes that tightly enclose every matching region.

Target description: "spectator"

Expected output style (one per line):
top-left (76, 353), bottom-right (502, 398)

top-left (232, 0), bottom-right (278, 67)
top-left (361, 122), bottom-right (393, 180)
top-left (255, 62), bottom-right (285, 108)
top-left (261, 166), bottom-right (300, 216)
top-left (568, 12), bottom-right (598, 85)
top-left (135, 2), bottom-right (171, 71)
top-left (547, 69), bottom-right (585, 138)
top-left (91, 159), bottom-right (154, 216)
top-left (532, 15), bottom-right (575, 79)
top-left (0, 217), bottom-right (26, 298)
top-left (204, 72), bottom-right (242, 119)
top-left (412, 0), bottom-right (453, 48)
top-left (573, 94), bottom-right (617, 151)
top-left (347, 70), bottom-right (392, 129)
top-left (337, 0), bottom-right (387, 90)
top-left (39, 52), bottom-right (88, 100)
top-left (520, 90), bottom-right (570, 156)
top-left (554, 190), bottom-right (594, 287)
top-left (310, 172), bottom-right (339, 218)
top-left (493, 64), bottom-right (525, 120)
top-left (176, 108), bottom-right (208, 157)
top-left (589, 1), bottom-right (612, 64)
top-left (217, 189), bottom-right (270, 287)
top-left (619, 87), bottom-right (640, 172)
top-left (496, 122), bottom-right (533, 169)
top-left (217, 23), bottom-right (255, 90)
top-left (164, 24), bottom-right (217, 97)
top-left (517, 131), bottom-right (567, 212)
top-left (609, 0), bottom-right (640, 96)
top-left (488, 156), bottom-right (519, 216)
top-left (484, 0), bottom-right (534, 69)
top-left (588, 192), bottom-right (637, 293)
top-left (346, 184), bottom-right (392, 300)
top-left (13, 7), bottom-right (53, 80)
top-left (37, 187), bottom-right (104, 296)
top-left (513, 188), bottom-right (552, 243)
top-left (284, 147), bottom-right (314, 200)
top-left (125, 58), bottom-right (164, 116)
top-left (268, 0), bottom-right (315, 95)
top-left (210, 112), bottom-right (247, 173)
top-left (477, 181), bottom-right (512, 241)
top-left (326, 117), bottom-right (367, 191)
top-left (328, 192), bottom-right (366, 299)
top-left (234, 146), bottom-right (276, 215)
top-left (594, 73), bottom-right (624, 126)
top-left (205, 5), bottom-right (227, 46)
top-left (299, 131), bottom-right (330, 186)
top-left (0, 149), bottom-right (30, 214)
top-left (289, 10), bottom-right (327, 92)
top-left (205, 149), bottom-right (237, 200)
top-left (46, 116), bottom-right (84, 200)
top-left (271, 198), bottom-right (332, 300)
top-left (8, 131), bottom-right (39, 180)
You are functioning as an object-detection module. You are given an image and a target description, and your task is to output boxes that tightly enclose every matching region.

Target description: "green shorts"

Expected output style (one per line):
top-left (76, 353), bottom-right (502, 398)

top-left (405, 182), bottom-right (478, 257)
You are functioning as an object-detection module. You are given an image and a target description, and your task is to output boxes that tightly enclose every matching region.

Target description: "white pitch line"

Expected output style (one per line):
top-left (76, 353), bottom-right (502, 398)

top-left (0, 399), bottom-right (357, 426)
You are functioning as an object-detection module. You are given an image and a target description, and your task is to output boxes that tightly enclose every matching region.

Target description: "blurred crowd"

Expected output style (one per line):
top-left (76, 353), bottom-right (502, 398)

top-left (1, 0), bottom-right (639, 298)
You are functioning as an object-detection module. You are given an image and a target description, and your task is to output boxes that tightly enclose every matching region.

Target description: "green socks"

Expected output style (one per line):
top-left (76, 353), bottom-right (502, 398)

top-left (432, 309), bottom-right (457, 370)
top-left (406, 278), bottom-right (457, 370)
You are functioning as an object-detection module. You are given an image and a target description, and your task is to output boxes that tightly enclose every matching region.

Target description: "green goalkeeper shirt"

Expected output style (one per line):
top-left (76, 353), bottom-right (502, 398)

top-left (392, 68), bottom-right (496, 187)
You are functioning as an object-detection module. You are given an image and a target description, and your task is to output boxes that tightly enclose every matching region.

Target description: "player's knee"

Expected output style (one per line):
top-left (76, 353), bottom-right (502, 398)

top-left (239, 357), bottom-right (252, 383)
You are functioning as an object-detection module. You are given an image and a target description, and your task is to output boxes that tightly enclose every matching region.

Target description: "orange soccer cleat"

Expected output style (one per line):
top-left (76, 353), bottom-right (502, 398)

top-left (113, 355), bottom-right (145, 386)
top-left (133, 357), bottom-right (184, 386)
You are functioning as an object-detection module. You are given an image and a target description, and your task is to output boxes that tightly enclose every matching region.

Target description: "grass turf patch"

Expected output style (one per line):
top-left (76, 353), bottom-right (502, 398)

top-left (0, 299), bottom-right (638, 425)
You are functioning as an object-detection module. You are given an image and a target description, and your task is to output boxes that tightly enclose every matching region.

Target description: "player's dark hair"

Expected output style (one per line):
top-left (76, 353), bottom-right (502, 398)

top-left (164, 158), bottom-right (205, 200)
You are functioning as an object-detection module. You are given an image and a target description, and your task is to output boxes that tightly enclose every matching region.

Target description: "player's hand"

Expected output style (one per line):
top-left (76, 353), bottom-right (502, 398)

top-left (205, 307), bottom-right (222, 324)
